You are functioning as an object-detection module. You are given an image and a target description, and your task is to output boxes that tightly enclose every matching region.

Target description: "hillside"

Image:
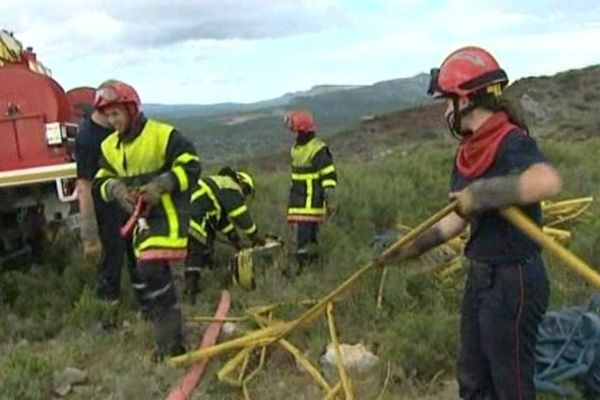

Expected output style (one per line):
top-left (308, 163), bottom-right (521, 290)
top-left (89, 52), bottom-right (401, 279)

top-left (328, 64), bottom-right (600, 162)
top-left (504, 64), bottom-right (600, 139)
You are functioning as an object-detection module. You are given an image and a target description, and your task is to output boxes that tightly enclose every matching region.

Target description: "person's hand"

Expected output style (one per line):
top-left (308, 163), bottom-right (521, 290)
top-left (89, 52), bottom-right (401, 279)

top-left (326, 203), bottom-right (337, 220)
top-left (376, 226), bottom-right (445, 266)
top-left (107, 179), bottom-right (136, 214)
top-left (249, 232), bottom-right (266, 247)
top-left (83, 240), bottom-right (102, 264)
top-left (80, 214), bottom-right (102, 263)
top-left (324, 188), bottom-right (337, 221)
top-left (449, 189), bottom-right (474, 217)
top-left (227, 231), bottom-right (242, 251)
top-left (375, 242), bottom-right (419, 266)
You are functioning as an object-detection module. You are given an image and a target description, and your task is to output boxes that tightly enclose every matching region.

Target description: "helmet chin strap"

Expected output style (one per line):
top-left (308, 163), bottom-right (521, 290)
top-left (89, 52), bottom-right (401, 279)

top-left (446, 96), bottom-right (479, 140)
top-left (118, 103), bottom-right (140, 136)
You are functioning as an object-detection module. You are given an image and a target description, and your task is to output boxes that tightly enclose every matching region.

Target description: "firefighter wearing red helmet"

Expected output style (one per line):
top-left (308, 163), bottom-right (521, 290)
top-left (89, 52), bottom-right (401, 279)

top-left (284, 110), bottom-right (337, 270)
top-left (93, 80), bottom-right (201, 361)
top-left (393, 46), bottom-right (562, 399)
top-left (76, 80), bottom-right (146, 319)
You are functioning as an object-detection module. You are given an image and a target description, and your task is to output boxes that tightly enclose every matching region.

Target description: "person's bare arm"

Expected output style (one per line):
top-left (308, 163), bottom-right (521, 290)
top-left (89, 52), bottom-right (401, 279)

top-left (77, 179), bottom-right (102, 262)
top-left (77, 179), bottom-right (96, 220)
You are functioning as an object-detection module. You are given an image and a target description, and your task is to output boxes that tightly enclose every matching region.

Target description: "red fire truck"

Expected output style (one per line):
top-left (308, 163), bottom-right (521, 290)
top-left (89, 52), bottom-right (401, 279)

top-left (0, 29), bottom-right (94, 268)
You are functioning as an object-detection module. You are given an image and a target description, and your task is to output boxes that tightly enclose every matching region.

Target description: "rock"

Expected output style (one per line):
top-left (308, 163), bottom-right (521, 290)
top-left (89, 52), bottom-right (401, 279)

top-left (221, 322), bottom-right (239, 338)
top-left (53, 382), bottom-right (71, 397)
top-left (53, 367), bottom-right (88, 396)
top-left (320, 342), bottom-right (379, 372)
top-left (520, 92), bottom-right (549, 122)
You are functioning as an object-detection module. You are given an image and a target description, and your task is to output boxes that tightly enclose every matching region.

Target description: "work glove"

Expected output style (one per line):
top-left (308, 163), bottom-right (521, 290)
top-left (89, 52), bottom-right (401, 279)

top-left (226, 231), bottom-right (242, 251)
top-left (449, 175), bottom-right (521, 217)
top-left (248, 231), bottom-right (266, 247)
top-left (324, 187), bottom-right (338, 220)
top-left (106, 179), bottom-right (136, 214)
top-left (375, 227), bottom-right (444, 267)
top-left (138, 173), bottom-right (176, 206)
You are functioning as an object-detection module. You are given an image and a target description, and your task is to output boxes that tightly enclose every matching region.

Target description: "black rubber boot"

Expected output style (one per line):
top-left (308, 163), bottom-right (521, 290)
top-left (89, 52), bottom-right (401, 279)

top-left (152, 304), bottom-right (186, 362)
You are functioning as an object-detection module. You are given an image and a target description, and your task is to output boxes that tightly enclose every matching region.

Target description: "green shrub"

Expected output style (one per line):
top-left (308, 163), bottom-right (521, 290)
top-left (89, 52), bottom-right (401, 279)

top-left (0, 349), bottom-right (54, 400)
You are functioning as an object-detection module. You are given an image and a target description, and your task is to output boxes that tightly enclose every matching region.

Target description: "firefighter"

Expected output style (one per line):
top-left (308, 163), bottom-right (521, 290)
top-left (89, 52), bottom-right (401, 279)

top-left (284, 110), bottom-right (337, 269)
top-left (390, 46), bottom-right (561, 399)
top-left (185, 167), bottom-right (264, 304)
top-left (75, 80), bottom-right (144, 313)
top-left (93, 80), bottom-right (201, 360)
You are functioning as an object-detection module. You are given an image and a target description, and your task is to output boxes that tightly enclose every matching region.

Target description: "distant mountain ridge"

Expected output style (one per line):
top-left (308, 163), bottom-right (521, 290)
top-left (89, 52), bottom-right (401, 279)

top-left (147, 73), bottom-right (432, 163)
top-left (144, 74), bottom-right (428, 119)
top-left (144, 84), bottom-right (361, 118)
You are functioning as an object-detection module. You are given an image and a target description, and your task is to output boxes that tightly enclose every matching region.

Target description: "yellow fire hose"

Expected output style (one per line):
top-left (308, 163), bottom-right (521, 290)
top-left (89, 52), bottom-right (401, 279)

top-left (501, 206), bottom-right (600, 289)
top-left (326, 302), bottom-right (354, 400)
top-left (253, 313), bottom-right (335, 394)
top-left (219, 311), bottom-right (335, 395)
top-left (169, 201), bottom-right (457, 368)
top-left (542, 197), bottom-right (593, 227)
top-left (323, 382), bottom-right (343, 400)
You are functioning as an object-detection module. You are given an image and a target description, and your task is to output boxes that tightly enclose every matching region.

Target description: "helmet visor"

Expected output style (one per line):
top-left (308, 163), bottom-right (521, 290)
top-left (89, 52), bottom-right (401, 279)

top-left (427, 68), bottom-right (444, 97)
top-left (283, 115), bottom-right (293, 131)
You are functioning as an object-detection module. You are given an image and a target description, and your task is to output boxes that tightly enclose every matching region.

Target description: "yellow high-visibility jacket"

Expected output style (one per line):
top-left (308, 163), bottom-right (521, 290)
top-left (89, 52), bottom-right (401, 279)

top-left (94, 116), bottom-right (201, 261)
top-left (287, 135), bottom-right (337, 223)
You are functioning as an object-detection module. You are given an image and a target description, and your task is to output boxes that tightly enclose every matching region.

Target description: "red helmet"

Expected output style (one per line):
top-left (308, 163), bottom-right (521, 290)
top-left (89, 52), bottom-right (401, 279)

top-left (428, 46), bottom-right (508, 98)
top-left (94, 81), bottom-right (141, 111)
top-left (284, 110), bottom-right (316, 134)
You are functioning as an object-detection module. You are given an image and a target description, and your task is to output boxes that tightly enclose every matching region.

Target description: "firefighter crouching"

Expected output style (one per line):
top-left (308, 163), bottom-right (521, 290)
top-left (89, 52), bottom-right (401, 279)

top-left (284, 110), bottom-right (338, 270)
top-left (92, 80), bottom-right (201, 360)
top-left (185, 167), bottom-right (264, 304)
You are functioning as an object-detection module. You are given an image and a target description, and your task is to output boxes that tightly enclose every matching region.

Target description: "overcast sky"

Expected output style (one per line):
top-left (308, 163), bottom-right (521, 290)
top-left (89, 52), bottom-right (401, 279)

top-left (2, 0), bottom-right (599, 104)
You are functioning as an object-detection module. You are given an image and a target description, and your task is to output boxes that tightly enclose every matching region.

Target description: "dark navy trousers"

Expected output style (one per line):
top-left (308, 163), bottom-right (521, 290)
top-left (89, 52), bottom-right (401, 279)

top-left (95, 201), bottom-right (144, 305)
top-left (295, 222), bottom-right (319, 266)
top-left (458, 254), bottom-right (549, 400)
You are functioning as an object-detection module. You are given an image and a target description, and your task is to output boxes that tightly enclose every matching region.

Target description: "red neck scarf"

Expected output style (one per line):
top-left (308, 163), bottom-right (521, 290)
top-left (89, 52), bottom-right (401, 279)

top-left (456, 111), bottom-right (519, 179)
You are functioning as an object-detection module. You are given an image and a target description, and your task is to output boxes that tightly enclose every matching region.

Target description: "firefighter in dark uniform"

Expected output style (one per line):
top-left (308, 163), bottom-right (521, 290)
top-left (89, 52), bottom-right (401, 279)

top-left (75, 80), bottom-right (144, 311)
top-left (284, 110), bottom-right (337, 269)
top-left (185, 167), bottom-right (263, 304)
top-left (390, 46), bottom-right (562, 399)
top-left (93, 81), bottom-right (201, 360)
